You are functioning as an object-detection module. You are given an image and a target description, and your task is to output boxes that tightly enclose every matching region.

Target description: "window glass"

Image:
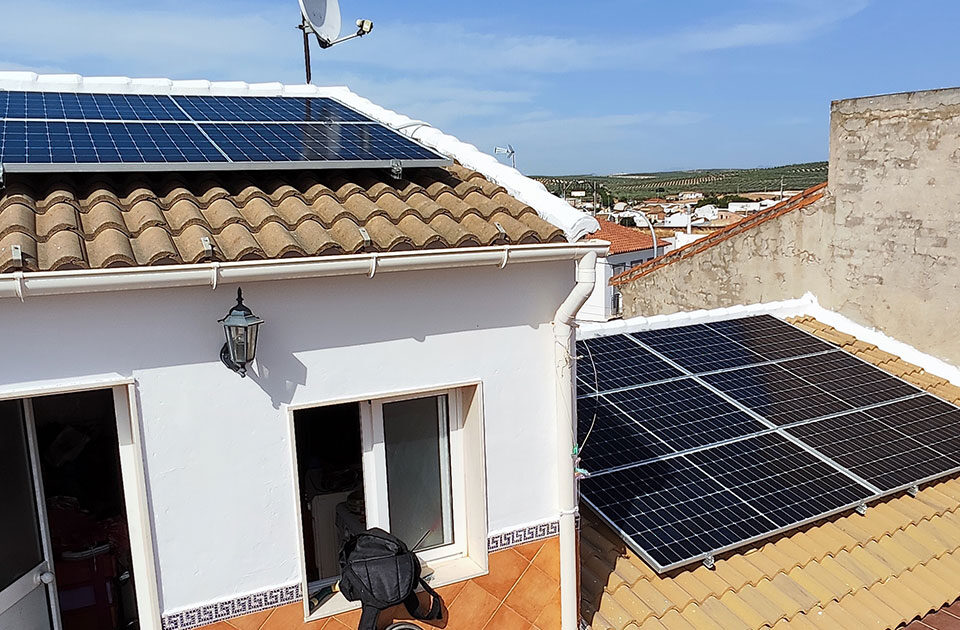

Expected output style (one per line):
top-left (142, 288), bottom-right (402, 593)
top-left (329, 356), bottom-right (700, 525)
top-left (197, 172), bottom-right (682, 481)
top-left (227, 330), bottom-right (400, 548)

top-left (0, 400), bottom-right (43, 591)
top-left (382, 396), bottom-right (453, 551)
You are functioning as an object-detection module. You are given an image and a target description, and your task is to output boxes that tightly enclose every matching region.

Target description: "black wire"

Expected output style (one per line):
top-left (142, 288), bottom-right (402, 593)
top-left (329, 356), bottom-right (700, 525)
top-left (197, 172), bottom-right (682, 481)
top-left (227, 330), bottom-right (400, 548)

top-left (576, 339), bottom-right (600, 454)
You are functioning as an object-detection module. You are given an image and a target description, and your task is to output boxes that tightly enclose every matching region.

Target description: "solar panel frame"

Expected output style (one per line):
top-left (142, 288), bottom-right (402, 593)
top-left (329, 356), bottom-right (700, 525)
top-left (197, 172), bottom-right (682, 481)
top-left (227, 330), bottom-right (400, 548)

top-left (632, 324), bottom-right (767, 373)
top-left (576, 395), bottom-right (675, 472)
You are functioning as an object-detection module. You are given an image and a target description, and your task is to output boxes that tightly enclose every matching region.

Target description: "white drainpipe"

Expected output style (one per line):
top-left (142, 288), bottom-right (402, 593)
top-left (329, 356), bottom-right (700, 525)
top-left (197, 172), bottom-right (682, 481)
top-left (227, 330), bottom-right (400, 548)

top-left (553, 250), bottom-right (598, 630)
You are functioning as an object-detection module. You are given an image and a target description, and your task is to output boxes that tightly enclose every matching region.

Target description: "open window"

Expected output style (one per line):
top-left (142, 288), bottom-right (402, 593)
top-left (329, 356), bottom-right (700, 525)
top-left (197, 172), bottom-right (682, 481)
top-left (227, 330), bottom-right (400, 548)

top-left (291, 385), bottom-right (486, 620)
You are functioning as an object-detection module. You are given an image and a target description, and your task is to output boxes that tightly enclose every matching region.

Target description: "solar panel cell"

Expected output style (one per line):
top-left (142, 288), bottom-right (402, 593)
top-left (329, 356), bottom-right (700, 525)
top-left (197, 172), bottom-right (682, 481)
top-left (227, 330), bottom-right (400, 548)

top-left (778, 351), bottom-right (922, 408)
top-left (603, 379), bottom-right (767, 451)
top-left (633, 324), bottom-right (765, 373)
top-left (702, 362), bottom-right (852, 425)
top-left (173, 95), bottom-right (369, 122)
top-left (706, 315), bottom-right (837, 360)
top-left (786, 410), bottom-right (960, 491)
top-left (685, 433), bottom-right (872, 527)
top-left (864, 395), bottom-right (960, 462)
top-left (576, 336), bottom-right (683, 392)
top-left (576, 396), bottom-right (674, 472)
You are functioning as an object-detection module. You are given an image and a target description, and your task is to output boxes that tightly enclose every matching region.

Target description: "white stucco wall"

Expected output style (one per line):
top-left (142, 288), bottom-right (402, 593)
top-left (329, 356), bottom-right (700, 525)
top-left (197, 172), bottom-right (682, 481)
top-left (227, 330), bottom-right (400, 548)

top-left (0, 261), bottom-right (573, 614)
top-left (579, 249), bottom-right (657, 322)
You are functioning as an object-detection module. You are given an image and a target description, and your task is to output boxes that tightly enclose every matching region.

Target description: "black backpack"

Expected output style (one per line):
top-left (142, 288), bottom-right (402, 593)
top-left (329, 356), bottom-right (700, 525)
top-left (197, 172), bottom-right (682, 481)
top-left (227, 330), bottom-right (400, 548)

top-left (338, 528), bottom-right (444, 630)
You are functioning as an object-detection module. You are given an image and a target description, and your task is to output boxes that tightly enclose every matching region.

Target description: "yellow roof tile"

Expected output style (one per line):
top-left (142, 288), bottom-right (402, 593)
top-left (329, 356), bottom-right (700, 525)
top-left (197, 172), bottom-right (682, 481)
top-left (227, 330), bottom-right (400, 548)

top-left (898, 565), bottom-right (955, 613)
top-left (771, 538), bottom-right (817, 569)
top-left (886, 494), bottom-right (942, 524)
top-left (721, 555), bottom-right (769, 588)
top-left (768, 573), bottom-right (821, 615)
top-left (610, 584), bottom-right (659, 624)
top-left (819, 598), bottom-right (870, 629)
top-left (838, 588), bottom-right (900, 628)
top-left (698, 596), bottom-right (752, 630)
top-left (848, 542), bottom-right (902, 577)
top-left (868, 576), bottom-right (929, 626)
top-left (784, 565), bottom-right (840, 609)
top-left (753, 579), bottom-right (806, 620)
top-left (790, 559), bottom-right (854, 604)
top-left (728, 584), bottom-right (785, 627)
top-left (715, 591), bottom-right (769, 628)
top-left (597, 587), bottom-right (636, 630)
top-left (770, 611), bottom-right (820, 630)
top-left (670, 570), bottom-right (731, 604)
top-left (816, 555), bottom-right (871, 592)
top-left (869, 537), bottom-right (922, 574)
top-left (645, 579), bottom-right (696, 613)
top-left (798, 522), bottom-right (859, 556)
top-left (654, 609), bottom-right (697, 630)
top-left (676, 603), bottom-right (726, 630)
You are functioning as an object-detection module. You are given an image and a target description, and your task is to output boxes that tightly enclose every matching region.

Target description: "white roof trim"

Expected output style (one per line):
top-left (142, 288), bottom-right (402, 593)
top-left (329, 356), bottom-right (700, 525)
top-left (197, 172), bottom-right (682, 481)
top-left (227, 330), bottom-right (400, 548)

top-left (577, 294), bottom-right (816, 339)
top-left (579, 292), bottom-right (960, 387)
top-left (0, 71), bottom-right (599, 242)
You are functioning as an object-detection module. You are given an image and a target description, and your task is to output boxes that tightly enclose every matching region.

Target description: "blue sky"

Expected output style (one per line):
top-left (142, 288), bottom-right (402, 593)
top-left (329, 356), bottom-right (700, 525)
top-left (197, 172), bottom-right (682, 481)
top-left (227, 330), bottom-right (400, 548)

top-left (1, 0), bottom-right (957, 174)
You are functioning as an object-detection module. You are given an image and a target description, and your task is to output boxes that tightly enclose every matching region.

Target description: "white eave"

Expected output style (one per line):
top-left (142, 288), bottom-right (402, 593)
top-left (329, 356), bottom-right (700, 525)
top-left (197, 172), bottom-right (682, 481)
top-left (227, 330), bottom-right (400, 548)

top-left (0, 71), bottom-right (600, 242)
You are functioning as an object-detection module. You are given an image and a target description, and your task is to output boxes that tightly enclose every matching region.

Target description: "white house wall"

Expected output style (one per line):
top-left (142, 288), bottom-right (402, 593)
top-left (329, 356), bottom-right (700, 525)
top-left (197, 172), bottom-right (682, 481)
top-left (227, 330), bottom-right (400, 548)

top-left (0, 261), bottom-right (572, 615)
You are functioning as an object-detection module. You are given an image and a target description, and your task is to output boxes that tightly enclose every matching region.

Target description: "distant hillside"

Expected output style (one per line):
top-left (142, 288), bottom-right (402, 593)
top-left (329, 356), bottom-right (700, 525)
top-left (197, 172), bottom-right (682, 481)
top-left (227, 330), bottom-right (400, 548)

top-left (533, 162), bottom-right (828, 201)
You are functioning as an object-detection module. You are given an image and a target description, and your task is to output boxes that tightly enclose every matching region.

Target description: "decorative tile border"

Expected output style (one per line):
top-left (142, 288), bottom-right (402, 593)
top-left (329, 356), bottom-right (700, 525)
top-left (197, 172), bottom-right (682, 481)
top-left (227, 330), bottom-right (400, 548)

top-left (487, 519), bottom-right (560, 552)
top-left (162, 520), bottom-right (567, 630)
top-left (161, 583), bottom-right (301, 630)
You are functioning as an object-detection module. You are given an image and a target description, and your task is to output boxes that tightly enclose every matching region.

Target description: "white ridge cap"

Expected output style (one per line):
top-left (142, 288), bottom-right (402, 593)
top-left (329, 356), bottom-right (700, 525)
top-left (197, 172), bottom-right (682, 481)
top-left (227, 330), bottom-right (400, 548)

top-left (0, 71), bottom-right (599, 242)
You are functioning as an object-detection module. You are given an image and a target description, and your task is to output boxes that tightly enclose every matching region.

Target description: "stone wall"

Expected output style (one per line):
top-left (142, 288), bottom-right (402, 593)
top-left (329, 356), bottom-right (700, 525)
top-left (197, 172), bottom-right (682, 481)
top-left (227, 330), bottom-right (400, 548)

top-left (620, 87), bottom-right (960, 365)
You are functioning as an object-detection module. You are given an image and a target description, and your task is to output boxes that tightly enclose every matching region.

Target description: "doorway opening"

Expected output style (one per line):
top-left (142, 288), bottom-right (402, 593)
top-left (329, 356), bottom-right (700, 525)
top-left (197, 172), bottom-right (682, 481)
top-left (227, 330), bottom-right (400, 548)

top-left (33, 390), bottom-right (139, 630)
top-left (294, 402), bottom-right (366, 598)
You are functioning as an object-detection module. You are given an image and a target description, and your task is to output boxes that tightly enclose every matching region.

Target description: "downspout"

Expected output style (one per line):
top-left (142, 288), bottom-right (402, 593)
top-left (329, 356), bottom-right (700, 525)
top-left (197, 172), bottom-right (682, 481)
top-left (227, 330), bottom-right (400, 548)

top-left (554, 250), bottom-right (598, 630)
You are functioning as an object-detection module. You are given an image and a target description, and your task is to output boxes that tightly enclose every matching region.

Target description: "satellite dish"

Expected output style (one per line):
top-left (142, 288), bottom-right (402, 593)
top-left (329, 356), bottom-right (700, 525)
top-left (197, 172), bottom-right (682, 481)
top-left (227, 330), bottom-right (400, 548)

top-left (299, 0), bottom-right (341, 46)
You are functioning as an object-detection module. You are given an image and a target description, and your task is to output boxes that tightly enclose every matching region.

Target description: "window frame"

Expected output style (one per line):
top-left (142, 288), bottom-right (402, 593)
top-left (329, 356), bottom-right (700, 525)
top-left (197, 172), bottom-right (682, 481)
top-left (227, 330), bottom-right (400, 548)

top-left (286, 382), bottom-right (488, 622)
top-left (360, 389), bottom-right (468, 563)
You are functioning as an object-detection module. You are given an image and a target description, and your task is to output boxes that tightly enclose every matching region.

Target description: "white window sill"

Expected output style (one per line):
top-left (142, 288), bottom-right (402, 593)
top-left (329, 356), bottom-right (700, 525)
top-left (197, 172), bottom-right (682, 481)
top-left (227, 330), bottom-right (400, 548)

top-left (307, 554), bottom-right (487, 621)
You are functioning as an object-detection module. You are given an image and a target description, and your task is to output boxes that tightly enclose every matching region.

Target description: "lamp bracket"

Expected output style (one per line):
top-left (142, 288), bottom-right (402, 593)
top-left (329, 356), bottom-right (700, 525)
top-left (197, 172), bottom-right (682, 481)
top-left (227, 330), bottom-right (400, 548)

top-left (221, 343), bottom-right (247, 378)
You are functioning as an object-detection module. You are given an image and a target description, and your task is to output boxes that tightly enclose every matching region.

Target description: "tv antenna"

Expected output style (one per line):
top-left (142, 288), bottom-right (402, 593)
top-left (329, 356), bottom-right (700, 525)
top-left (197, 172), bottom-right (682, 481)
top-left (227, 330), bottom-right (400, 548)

top-left (297, 0), bottom-right (374, 83)
top-left (495, 145), bottom-right (516, 169)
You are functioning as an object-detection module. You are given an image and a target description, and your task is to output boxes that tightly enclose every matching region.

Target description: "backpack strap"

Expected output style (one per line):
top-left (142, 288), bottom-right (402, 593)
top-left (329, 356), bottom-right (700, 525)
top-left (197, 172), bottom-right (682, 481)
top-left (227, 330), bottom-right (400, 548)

top-left (402, 578), bottom-right (443, 621)
top-left (358, 604), bottom-right (381, 630)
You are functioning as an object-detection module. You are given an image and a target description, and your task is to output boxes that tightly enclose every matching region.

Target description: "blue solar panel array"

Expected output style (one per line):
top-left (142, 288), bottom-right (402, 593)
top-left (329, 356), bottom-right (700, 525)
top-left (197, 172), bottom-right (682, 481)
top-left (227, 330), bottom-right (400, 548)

top-left (577, 314), bottom-right (960, 572)
top-left (0, 91), bottom-right (451, 172)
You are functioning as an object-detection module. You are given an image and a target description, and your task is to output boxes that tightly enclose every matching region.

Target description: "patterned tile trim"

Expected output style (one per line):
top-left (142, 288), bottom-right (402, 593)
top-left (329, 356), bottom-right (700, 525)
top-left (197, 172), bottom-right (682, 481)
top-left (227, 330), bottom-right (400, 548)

top-left (161, 583), bottom-right (301, 630)
top-left (487, 519), bottom-right (560, 552)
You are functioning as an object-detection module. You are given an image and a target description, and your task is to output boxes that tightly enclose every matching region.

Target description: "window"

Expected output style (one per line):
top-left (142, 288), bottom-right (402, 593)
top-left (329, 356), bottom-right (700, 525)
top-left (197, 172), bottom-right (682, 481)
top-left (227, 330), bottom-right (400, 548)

top-left (364, 393), bottom-right (465, 563)
top-left (293, 387), bottom-right (477, 617)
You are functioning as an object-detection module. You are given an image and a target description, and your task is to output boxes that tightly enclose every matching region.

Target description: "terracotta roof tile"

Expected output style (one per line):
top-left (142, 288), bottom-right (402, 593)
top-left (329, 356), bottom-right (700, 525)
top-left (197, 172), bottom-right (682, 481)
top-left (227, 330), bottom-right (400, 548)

top-left (589, 218), bottom-right (657, 255)
top-left (611, 183), bottom-right (827, 286)
top-left (0, 166), bottom-right (566, 273)
top-left (581, 317), bottom-right (960, 630)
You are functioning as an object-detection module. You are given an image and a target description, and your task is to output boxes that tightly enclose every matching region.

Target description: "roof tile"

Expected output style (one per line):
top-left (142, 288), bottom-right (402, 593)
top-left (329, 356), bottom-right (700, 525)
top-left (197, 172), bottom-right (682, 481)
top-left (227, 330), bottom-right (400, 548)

top-left (0, 167), bottom-right (566, 274)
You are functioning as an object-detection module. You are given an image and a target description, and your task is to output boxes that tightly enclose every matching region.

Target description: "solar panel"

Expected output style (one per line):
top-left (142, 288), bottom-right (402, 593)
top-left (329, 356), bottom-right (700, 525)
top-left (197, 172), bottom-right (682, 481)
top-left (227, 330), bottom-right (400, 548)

top-left (576, 335), bottom-right (683, 393)
top-left (702, 362), bottom-right (852, 425)
top-left (0, 91), bottom-right (452, 172)
top-left (576, 314), bottom-right (960, 572)
top-left (786, 409), bottom-right (960, 491)
top-left (777, 351), bottom-right (922, 408)
top-left (602, 379), bottom-right (767, 452)
top-left (0, 121), bottom-right (226, 165)
top-left (581, 457), bottom-right (778, 569)
top-left (864, 395), bottom-right (960, 461)
top-left (0, 91), bottom-right (189, 121)
top-left (706, 315), bottom-right (837, 360)
top-left (200, 122), bottom-right (442, 163)
top-left (633, 324), bottom-right (765, 373)
top-left (582, 433), bottom-right (872, 570)
top-left (576, 396), bottom-right (674, 472)
top-left (173, 95), bottom-right (368, 122)
top-left (684, 433), bottom-right (871, 527)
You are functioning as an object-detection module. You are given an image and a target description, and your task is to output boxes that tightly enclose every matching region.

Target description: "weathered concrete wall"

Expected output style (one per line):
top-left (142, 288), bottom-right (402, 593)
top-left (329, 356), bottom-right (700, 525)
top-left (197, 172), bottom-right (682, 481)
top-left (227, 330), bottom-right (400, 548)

top-left (621, 87), bottom-right (960, 365)
top-left (619, 198), bottom-right (832, 316)
top-left (825, 89), bottom-right (960, 363)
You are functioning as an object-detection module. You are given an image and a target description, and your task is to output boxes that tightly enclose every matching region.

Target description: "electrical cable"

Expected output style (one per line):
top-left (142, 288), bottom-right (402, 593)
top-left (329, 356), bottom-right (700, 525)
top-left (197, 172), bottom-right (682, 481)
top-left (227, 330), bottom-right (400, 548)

top-left (576, 340), bottom-right (600, 455)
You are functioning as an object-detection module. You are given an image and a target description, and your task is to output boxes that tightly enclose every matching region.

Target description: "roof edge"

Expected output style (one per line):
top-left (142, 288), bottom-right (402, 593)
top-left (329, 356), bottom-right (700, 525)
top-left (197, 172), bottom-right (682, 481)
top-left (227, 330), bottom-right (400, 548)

top-left (0, 72), bottom-right (600, 243)
top-left (0, 241), bottom-right (609, 302)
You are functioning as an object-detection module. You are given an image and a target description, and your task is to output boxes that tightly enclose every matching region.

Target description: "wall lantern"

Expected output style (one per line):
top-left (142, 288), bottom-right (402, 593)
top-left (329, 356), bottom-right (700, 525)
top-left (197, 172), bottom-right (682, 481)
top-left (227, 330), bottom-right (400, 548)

top-left (219, 288), bottom-right (263, 378)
